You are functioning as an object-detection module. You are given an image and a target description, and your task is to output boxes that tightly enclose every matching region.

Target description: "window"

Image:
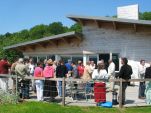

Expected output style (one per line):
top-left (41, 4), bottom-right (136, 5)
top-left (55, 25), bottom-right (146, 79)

top-left (112, 53), bottom-right (119, 71)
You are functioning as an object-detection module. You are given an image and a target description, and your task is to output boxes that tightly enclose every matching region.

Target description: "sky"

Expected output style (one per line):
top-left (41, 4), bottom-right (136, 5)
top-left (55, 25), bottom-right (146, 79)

top-left (0, 0), bottom-right (151, 34)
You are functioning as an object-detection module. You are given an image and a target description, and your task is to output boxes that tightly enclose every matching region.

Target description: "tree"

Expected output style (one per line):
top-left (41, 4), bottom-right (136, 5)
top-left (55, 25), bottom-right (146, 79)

top-left (69, 23), bottom-right (82, 32)
top-left (139, 12), bottom-right (151, 20)
top-left (47, 22), bottom-right (68, 35)
top-left (29, 24), bottom-right (48, 39)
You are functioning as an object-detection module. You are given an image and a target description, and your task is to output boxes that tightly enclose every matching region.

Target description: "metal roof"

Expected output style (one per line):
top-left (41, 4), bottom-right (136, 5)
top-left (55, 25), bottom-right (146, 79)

top-left (67, 15), bottom-right (151, 26)
top-left (3, 31), bottom-right (82, 50)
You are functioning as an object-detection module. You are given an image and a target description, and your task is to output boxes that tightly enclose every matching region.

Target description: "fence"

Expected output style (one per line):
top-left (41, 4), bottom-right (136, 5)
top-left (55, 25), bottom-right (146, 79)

top-left (0, 74), bottom-right (151, 108)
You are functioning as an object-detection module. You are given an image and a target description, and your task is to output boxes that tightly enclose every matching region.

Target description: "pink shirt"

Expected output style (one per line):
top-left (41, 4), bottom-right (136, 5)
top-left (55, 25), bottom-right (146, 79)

top-left (43, 66), bottom-right (54, 78)
top-left (34, 67), bottom-right (43, 77)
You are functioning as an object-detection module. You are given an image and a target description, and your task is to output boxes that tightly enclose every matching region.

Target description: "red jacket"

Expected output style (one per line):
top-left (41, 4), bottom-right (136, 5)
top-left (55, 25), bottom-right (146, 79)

top-left (77, 65), bottom-right (84, 77)
top-left (0, 60), bottom-right (11, 74)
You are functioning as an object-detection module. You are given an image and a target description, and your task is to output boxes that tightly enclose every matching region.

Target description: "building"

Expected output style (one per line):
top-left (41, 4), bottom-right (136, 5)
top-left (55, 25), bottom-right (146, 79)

top-left (4, 15), bottom-right (151, 79)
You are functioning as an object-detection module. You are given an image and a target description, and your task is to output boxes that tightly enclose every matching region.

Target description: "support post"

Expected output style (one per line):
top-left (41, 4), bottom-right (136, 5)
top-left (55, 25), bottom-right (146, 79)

top-left (62, 77), bottom-right (65, 106)
top-left (119, 78), bottom-right (123, 108)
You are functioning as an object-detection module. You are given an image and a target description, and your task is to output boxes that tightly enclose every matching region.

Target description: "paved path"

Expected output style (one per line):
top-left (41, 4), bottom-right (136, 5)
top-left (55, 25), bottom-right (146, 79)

top-left (27, 85), bottom-right (148, 107)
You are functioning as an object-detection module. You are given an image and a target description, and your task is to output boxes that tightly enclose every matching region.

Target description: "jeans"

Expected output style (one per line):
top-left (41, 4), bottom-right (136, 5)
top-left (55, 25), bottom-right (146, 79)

top-left (35, 80), bottom-right (44, 101)
top-left (21, 80), bottom-right (30, 98)
top-left (58, 81), bottom-right (62, 97)
top-left (85, 82), bottom-right (93, 93)
top-left (139, 82), bottom-right (145, 98)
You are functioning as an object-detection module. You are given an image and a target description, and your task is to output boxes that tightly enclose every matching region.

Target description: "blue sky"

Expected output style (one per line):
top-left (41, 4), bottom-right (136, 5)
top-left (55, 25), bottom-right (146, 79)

top-left (0, 0), bottom-right (151, 34)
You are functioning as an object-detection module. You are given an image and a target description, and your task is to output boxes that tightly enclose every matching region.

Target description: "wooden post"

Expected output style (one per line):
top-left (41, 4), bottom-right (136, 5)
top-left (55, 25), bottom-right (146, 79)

top-left (62, 77), bottom-right (65, 106)
top-left (119, 78), bottom-right (123, 108)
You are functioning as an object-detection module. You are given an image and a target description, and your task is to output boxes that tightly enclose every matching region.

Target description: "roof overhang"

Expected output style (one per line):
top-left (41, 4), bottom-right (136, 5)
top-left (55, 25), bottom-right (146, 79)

top-left (67, 15), bottom-right (151, 26)
top-left (3, 31), bottom-right (82, 50)
top-left (67, 15), bottom-right (151, 31)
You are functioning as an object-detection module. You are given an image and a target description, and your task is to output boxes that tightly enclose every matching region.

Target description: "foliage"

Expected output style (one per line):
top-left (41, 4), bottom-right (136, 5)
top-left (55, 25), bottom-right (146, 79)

top-left (0, 22), bottom-right (81, 63)
top-left (0, 89), bottom-right (18, 105)
top-left (139, 12), bottom-right (151, 20)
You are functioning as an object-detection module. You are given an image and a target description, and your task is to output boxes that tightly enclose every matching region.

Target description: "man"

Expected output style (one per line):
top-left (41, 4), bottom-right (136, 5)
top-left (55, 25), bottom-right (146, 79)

top-left (65, 59), bottom-right (73, 78)
top-left (0, 57), bottom-right (11, 91)
top-left (56, 60), bottom-right (67, 97)
top-left (118, 57), bottom-right (132, 105)
top-left (108, 59), bottom-right (115, 91)
top-left (15, 58), bottom-right (29, 99)
top-left (138, 60), bottom-right (146, 99)
top-left (145, 62), bottom-right (151, 104)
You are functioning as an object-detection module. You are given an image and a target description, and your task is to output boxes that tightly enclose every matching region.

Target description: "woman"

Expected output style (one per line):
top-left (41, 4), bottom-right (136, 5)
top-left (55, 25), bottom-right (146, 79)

top-left (82, 61), bottom-right (93, 93)
top-left (43, 59), bottom-right (57, 101)
top-left (34, 62), bottom-right (44, 101)
top-left (77, 60), bottom-right (84, 78)
top-left (92, 62), bottom-right (108, 104)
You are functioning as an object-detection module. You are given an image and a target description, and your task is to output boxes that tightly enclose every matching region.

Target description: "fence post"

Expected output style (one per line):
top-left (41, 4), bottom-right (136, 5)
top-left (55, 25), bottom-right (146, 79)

top-left (62, 77), bottom-right (65, 106)
top-left (119, 78), bottom-right (123, 108)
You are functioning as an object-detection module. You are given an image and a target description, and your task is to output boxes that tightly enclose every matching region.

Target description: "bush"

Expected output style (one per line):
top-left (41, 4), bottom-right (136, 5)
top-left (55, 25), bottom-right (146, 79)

top-left (0, 89), bottom-right (18, 104)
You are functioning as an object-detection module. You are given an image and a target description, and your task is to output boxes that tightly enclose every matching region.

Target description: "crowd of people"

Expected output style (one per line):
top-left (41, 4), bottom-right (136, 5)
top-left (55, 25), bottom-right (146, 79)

top-left (0, 56), bottom-right (151, 105)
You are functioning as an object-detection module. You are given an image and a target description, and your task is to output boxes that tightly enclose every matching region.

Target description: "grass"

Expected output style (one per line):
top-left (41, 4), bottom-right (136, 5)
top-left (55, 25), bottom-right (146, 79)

top-left (0, 101), bottom-right (151, 113)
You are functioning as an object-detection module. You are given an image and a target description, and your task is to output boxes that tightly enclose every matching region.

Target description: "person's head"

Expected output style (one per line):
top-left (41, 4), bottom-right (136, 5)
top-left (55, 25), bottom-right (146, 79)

top-left (53, 61), bottom-right (57, 65)
top-left (71, 62), bottom-right (76, 66)
top-left (121, 57), bottom-right (128, 65)
top-left (2, 56), bottom-right (7, 61)
top-left (18, 58), bottom-right (24, 64)
top-left (29, 58), bottom-right (33, 64)
top-left (86, 61), bottom-right (91, 66)
top-left (140, 60), bottom-right (145, 66)
top-left (97, 59), bottom-right (104, 65)
top-left (91, 61), bottom-right (95, 65)
top-left (47, 59), bottom-right (53, 66)
top-left (97, 63), bottom-right (105, 72)
top-left (37, 62), bottom-right (43, 68)
top-left (108, 59), bottom-right (113, 64)
top-left (44, 59), bottom-right (47, 64)
top-left (78, 60), bottom-right (82, 65)
top-left (59, 60), bottom-right (64, 65)
top-left (24, 58), bottom-right (29, 64)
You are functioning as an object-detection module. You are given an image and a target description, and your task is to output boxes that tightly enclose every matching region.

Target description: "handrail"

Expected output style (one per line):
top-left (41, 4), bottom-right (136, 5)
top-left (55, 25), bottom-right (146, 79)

top-left (0, 74), bottom-right (151, 82)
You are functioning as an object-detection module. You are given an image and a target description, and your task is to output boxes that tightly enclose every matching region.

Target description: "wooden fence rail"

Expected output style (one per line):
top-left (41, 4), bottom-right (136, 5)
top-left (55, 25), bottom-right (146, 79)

top-left (0, 74), bottom-right (151, 108)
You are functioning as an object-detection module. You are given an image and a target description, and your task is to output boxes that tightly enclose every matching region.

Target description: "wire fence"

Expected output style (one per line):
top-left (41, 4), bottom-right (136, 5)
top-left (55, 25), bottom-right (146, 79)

top-left (0, 74), bottom-right (151, 108)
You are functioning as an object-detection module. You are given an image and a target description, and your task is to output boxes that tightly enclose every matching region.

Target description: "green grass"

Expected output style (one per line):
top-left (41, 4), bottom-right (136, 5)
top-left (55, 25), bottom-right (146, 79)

top-left (0, 101), bottom-right (151, 113)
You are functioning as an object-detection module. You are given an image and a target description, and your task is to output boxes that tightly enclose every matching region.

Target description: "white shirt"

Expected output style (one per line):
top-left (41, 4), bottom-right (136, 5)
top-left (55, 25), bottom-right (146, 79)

top-left (108, 62), bottom-right (115, 78)
top-left (29, 64), bottom-right (35, 75)
top-left (138, 64), bottom-right (146, 79)
top-left (92, 69), bottom-right (108, 80)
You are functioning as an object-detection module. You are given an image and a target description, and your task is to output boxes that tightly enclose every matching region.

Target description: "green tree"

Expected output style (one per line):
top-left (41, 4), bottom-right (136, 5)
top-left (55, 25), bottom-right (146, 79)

top-left (69, 23), bottom-right (82, 32)
top-left (139, 12), bottom-right (151, 20)
top-left (47, 22), bottom-right (68, 35)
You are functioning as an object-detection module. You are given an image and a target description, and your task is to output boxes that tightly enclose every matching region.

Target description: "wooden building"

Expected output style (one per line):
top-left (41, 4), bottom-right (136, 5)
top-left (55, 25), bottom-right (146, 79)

top-left (4, 15), bottom-right (151, 79)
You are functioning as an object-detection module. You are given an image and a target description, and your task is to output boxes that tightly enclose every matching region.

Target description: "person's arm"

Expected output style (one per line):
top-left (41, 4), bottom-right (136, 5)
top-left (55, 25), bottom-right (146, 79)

top-left (92, 70), bottom-right (97, 79)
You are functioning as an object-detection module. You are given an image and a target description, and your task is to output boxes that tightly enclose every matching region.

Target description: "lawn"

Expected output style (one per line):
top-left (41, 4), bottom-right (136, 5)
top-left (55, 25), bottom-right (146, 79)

top-left (0, 101), bottom-right (151, 113)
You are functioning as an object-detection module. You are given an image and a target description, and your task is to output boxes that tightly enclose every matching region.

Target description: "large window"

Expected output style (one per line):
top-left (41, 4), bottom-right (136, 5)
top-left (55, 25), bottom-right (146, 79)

top-left (72, 56), bottom-right (83, 65)
top-left (60, 56), bottom-right (71, 63)
top-left (88, 55), bottom-right (98, 65)
top-left (112, 53), bottom-right (119, 71)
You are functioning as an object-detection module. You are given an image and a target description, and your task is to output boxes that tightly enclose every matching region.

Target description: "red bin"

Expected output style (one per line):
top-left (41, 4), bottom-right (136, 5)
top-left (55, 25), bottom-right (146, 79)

top-left (94, 82), bottom-right (106, 103)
